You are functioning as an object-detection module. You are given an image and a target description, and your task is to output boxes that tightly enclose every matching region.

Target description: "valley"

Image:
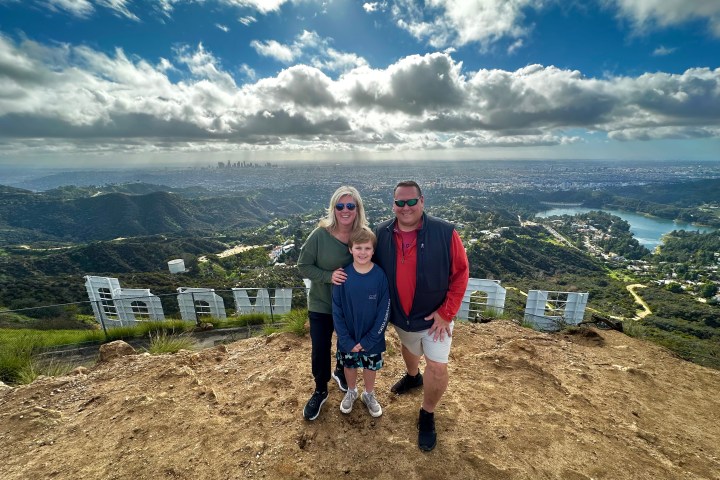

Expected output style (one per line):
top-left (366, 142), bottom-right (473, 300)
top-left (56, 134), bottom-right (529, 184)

top-left (0, 160), bottom-right (719, 371)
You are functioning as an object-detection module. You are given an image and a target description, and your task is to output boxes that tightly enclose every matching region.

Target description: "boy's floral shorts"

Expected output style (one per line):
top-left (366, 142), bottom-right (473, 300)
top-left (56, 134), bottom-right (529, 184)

top-left (336, 351), bottom-right (384, 371)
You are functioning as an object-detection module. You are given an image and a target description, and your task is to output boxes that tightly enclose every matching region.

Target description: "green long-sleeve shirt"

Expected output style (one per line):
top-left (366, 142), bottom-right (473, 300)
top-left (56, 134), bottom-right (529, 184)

top-left (297, 227), bottom-right (353, 314)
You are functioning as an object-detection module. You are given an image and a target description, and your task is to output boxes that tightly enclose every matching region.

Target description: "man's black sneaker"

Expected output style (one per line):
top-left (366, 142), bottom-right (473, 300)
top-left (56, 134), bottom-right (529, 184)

top-left (390, 371), bottom-right (423, 394)
top-left (417, 408), bottom-right (437, 452)
top-left (331, 367), bottom-right (348, 392)
top-left (303, 390), bottom-right (328, 421)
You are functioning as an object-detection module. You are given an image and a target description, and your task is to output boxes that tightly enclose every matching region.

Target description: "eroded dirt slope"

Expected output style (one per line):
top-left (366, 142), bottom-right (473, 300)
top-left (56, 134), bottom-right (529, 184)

top-left (1, 321), bottom-right (719, 480)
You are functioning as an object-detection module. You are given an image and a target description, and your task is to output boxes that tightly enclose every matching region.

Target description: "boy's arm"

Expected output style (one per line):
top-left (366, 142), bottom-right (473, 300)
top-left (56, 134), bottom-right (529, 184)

top-left (359, 275), bottom-right (390, 352)
top-left (332, 284), bottom-right (356, 353)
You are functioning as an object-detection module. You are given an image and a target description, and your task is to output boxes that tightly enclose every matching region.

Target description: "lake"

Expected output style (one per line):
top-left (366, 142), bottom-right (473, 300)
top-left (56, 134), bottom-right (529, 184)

top-left (535, 207), bottom-right (717, 251)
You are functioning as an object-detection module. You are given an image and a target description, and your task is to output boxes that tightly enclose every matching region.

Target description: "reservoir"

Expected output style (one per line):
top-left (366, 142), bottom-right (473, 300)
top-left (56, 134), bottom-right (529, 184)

top-left (535, 207), bottom-right (717, 250)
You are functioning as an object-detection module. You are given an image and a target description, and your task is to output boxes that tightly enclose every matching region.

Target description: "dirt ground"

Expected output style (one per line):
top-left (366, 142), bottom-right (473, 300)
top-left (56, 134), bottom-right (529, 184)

top-left (1, 320), bottom-right (719, 480)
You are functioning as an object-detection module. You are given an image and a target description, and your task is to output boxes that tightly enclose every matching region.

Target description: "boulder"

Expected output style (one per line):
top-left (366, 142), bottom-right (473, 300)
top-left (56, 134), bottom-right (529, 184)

top-left (98, 340), bottom-right (136, 363)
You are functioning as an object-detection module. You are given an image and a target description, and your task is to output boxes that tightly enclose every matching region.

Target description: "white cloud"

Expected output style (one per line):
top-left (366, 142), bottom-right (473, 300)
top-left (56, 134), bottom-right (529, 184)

top-left (174, 43), bottom-right (238, 89)
top-left (608, 126), bottom-right (720, 141)
top-left (46, 0), bottom-right (95, 17)
top-left (250, 39), bottom-right (298, 63)
top-left (390, 0), bottom-right (720, 50)
top-left (216, 23), bottom-right (230, 32)
top-left (238, 63), bottom-right (257, 81)
top-left (363, 2), bottom-right (387, 13)
top-left (219, 0), bottom-right (289, 14)
top-left (609, 0), bottom-right (720, 36)
top-left (652, 45), bottom-right (676, 56)
top-left (296, 30), bottom-right (323, 50)
top-left (239, 15), bottom-right (257, 26)
top-left (391, 0), bottom-right (538, 49)
top-left (507, 38), bottom-right (524, 55)
top-left (157, 57), bottom-right (176, 73)
top-left (1, 34), bottom-right (719, 159)
top-left (37, 0), bottom-right (292, 21)
top-left (312, 49), bottom-right (368, 73)
top-left (250, 30), bottom-right (368, 73)
top-left (156, 0), bottom-right (178, 16)
top-left (252, 65), bottom-right (337, 107)
top-left (98, 0), bottom-right (139, 20)
top-left (611, 67), bottom-right (720, 124)
top-left (343, 52), bottom-right (467, 114)
top-left (44, 0), bottom-right (140, 20)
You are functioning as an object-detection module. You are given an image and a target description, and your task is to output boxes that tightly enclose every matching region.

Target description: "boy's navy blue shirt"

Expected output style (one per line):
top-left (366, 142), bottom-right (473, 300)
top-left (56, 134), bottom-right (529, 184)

top-left (332, 263), bottom-right (390, 355)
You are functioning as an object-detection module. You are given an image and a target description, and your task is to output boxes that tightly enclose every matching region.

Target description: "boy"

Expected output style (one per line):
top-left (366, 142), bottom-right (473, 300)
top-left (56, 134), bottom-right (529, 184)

top-left (332, 228), bottom-right (390, 417)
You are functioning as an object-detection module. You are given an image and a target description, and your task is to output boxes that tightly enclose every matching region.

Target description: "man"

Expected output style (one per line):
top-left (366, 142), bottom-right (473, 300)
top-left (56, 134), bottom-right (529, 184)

top-left (373, 180), bottom-right (469, 452)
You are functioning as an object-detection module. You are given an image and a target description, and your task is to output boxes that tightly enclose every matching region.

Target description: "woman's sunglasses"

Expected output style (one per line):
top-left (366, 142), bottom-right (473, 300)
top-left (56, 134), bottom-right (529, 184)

top-left (394, 198), bottom-right (420, 207)
top-left (335, 202), bottom-right (357, 211)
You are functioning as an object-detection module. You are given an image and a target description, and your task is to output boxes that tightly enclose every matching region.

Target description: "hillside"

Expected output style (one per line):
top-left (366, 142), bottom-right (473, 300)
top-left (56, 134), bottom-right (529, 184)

top-left (1, 321), bottom-right (719, 480)
top-left (0, 188), bottom-right (273, 243)
top-left (0, 235), bottom-right (229, 277)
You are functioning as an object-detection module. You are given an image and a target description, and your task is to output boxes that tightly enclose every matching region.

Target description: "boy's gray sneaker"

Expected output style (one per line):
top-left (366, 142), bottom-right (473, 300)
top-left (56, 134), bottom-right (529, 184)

top-left (361, 390), bottom-right (383, 418)
top-left (340, 389), bottom-right (358, 414)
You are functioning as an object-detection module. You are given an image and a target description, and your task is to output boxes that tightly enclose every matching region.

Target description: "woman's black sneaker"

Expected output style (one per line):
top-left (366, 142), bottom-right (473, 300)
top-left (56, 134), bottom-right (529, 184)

top-left (303, 390), bottom-right (328, 421)
top-left (390, 371), bottom-right (423, 394)
top-left (417, 408), bottom-right (437, 451)
top-left (331, 367), bottom-right (348, 392)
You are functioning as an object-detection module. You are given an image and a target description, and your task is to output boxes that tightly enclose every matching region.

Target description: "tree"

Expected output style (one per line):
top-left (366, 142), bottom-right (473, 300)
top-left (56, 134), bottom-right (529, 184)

top-left (699, 283), bottom-right (718, 298)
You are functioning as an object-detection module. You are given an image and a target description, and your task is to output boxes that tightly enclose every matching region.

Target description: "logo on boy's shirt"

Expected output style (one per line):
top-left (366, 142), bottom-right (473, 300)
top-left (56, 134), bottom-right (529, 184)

top-left (368, 294), bottom-right (377, 300)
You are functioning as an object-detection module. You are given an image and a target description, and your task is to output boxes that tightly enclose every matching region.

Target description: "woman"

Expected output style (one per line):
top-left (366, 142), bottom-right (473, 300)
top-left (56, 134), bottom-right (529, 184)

top-left (298, 185), bottom-right (369, 421)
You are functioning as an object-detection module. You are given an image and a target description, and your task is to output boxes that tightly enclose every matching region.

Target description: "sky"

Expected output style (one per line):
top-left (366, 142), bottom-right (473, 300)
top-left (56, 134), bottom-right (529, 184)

top-left (1, 0), bottom-right (719, 167)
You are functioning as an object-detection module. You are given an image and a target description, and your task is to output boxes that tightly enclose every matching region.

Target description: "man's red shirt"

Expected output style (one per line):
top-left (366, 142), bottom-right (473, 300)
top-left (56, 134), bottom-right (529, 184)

top-left (393, 220), bottom-right (469, 321)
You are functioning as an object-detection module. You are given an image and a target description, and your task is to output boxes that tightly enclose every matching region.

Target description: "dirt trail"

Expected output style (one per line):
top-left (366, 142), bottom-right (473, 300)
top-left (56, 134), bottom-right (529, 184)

top-left (1, 321), bottom-right (719, 480)
top-left (627, 284), bottom-right (652, 319)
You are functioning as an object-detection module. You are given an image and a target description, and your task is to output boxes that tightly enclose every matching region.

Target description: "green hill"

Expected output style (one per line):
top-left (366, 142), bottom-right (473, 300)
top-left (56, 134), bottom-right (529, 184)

top-left (0, 188), bottom-right (273, 243)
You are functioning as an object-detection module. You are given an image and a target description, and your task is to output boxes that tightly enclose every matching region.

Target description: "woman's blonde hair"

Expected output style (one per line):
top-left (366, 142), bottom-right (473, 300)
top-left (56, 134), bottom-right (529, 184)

top-left (319, 185), bottom-right (368, 232)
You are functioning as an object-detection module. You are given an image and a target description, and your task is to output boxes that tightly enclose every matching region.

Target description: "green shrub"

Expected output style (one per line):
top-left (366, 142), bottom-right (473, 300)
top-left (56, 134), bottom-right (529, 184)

top-left (147, 331), bottom-right (196, 354)
top-left (242, 313), bottom-right (271, 326)
top-left (208, 313), bottom-right (269, 329)
top-left (263, 325), bottom-right (281, 335)
top-left (520, 320), bottom-right (537, 330)
top-left (15, 358), bottom-right (77, 385)
top-left (621, 319), bottom-right (645, 337)
top-left (281, 309), bottom-right (308, 336)
top-left (0, 332), bottom-right (43, 384)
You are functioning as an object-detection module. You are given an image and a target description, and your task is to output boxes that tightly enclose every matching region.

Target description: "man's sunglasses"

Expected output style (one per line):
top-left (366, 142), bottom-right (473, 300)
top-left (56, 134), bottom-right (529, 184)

top-left (335, 202), bottom-right (357, 211)
top-left (394, 198), bottom-right (420, 207)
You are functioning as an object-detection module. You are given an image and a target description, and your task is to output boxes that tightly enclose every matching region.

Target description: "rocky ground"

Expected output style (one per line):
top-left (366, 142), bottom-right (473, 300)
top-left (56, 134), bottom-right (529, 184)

top-left (1, 320), bottom-right (719, 480)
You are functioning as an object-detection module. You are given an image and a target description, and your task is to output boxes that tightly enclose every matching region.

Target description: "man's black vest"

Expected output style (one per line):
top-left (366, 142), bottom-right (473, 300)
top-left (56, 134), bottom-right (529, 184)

top-left (374, 213), bottom-right (455, 332)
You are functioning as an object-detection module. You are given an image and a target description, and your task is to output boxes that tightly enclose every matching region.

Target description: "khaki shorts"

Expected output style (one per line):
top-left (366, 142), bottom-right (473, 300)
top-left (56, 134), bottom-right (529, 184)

top-left (393, 322), bottom-right (454, 364)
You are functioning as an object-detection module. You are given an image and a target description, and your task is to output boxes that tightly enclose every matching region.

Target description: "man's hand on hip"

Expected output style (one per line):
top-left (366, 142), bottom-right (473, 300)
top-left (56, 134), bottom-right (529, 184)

top-left (425, 310), bottom-right (452, 341)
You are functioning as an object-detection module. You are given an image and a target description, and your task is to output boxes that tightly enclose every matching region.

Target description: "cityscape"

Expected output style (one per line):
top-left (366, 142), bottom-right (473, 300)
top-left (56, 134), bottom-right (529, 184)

top-left (4, 159), bottom-right (720, 195)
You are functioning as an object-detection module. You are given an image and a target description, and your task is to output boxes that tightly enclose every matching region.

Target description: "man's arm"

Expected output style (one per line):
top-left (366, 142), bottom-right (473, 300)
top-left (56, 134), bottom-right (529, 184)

top-left (426, 230), bottom-right (469, 340)
top-left (437, 230), bottom-right (469, 321)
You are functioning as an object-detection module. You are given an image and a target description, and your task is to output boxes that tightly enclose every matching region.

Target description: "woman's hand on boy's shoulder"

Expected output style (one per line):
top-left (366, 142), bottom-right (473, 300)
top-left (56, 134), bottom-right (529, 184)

top-left (331, 267), bottom-right (347, 285)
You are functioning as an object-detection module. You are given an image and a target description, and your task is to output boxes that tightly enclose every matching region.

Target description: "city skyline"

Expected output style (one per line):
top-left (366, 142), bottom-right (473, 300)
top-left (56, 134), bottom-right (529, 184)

top-left (1, 0), bottom-right (719, 167)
